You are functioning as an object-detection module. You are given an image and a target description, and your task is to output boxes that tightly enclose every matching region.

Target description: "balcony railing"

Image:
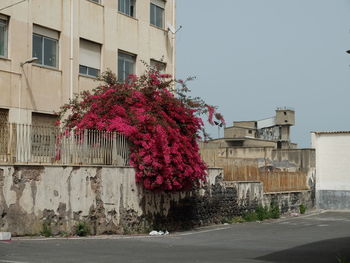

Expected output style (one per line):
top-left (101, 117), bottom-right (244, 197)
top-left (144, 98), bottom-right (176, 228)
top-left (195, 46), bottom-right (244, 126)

top-left (0, 123), bottom-right (130, 166)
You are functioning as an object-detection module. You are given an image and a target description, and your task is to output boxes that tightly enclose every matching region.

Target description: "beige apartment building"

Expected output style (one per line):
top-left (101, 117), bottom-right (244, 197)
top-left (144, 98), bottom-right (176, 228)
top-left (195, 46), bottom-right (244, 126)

top-left (0, 0), bottom-right (176, 126)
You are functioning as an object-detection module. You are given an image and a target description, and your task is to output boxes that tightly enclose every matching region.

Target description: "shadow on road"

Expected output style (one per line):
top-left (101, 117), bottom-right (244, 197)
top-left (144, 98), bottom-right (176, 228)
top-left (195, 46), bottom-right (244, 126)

top-left (256, 237), bottom-right (350, 263)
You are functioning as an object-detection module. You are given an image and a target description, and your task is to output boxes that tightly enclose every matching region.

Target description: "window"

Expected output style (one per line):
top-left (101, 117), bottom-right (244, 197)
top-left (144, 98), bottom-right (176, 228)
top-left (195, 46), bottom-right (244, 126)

top-left (118, 0), bottom-right (135, 17)
top-left (0, 109), bottom-right (9, 156)
top-left (118, 51), bottom-right (136, 82)
top-left (0, 15), bottom-right (8, 58)
top-left (31, 113), bottom-right (58, 158)
top-left (150, 59), bottom-right (166, 73)
top-left (150, 0), bottom-right (164, 28)
top-left (32, 25), bottom-right (59, 68)
top-left (88, 0), bottom-right (101, 3)
top-left (79, 39), bottom-right (101, 78)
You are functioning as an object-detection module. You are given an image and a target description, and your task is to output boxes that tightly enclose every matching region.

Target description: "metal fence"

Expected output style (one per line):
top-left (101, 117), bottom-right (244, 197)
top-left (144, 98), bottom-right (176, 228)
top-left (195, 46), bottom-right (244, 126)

top-left (0, 123), bottom-right (130, 166)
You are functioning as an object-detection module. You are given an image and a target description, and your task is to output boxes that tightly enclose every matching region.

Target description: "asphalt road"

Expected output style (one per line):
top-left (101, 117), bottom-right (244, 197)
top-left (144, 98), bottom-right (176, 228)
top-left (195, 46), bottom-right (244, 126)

top-left (1, 211), bottom-right (350, 263)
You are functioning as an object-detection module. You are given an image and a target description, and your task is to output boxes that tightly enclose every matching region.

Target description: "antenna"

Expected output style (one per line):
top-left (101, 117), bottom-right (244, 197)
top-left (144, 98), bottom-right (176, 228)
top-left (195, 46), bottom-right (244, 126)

top-left (167, 24), bottom-right (176, 34)
top-left (167, 25), bottom-right (183, 34)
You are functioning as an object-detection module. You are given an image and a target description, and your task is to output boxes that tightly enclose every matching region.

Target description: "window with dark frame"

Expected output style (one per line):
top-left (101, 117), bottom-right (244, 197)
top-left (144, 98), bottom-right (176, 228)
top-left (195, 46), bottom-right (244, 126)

top-left (0, 109), bottom-right (9, 156)
top-left (118, 51), bottom-right (136, 83)
top-left (150, 1), bottom-right (164, 28)
top-left (31, 113), bottom-right (58, 158)
top-left (118, 0), bottom-right (135, 17)
top-left (0, 16), bottom-right (8, 58)
top-left (32, 25), bottom-right (59, 68)
top-left (150, 59), bottom-right (166, 73)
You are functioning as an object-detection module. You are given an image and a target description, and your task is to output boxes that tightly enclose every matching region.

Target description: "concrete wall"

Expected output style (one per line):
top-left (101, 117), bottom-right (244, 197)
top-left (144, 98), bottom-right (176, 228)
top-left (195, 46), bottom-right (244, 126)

top-left (224, 126), bottom-right (256, 138)
top-left (264, 191), bottom-right (313, 214)
top-left (0, 165), bottom-right (312, 236)
top-left (312, 132), bottom-right (350, 209)
top-left (233, 121), bottom-right (256, 129)
top-left (241, 139), bottom-right (277, 148)
top-left (275, 109), bottom-right (295, 126)
top-left (0, 0), bottom-right (175, 123)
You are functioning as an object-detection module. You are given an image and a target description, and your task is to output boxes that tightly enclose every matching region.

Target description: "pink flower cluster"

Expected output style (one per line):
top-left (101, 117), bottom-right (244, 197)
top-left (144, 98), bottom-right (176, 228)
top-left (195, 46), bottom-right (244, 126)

top-left (59, 71), bottom-right (220, 192)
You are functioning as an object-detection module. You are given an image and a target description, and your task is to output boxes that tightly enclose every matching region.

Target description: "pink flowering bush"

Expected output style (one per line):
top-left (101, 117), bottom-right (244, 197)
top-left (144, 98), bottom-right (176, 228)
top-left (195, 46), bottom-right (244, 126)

top-left (58, 69), bottom-right (224, 192)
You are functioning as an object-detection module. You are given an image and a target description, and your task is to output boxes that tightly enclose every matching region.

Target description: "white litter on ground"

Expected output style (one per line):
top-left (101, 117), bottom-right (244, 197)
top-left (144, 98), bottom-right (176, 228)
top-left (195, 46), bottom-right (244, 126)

top-left (149, 230), bottom-right (169, 236)
top-left (0, 232), bottom-right (11, 241)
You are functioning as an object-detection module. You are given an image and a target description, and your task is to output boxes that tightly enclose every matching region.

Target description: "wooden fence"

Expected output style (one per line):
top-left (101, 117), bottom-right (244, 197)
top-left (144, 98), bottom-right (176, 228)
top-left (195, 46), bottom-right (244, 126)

top-left (0, 123), bottom-right (130, 166)
top-left (200, 147), bottom-right (309, 193)
top-left (224, 170), bottom-right (308, 193)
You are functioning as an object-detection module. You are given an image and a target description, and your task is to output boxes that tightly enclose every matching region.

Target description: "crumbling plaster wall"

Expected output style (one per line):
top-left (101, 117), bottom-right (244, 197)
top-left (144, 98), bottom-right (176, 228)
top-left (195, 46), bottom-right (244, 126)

top-left (0, 165), bottom-right (224, 235)
top-left (0, 165), bottom-right (313, 236)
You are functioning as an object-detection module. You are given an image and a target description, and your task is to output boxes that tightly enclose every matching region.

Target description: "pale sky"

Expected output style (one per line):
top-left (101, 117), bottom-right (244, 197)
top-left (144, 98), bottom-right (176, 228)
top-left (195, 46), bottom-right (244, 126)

top-left (176, 0), bottom-right (350, 147)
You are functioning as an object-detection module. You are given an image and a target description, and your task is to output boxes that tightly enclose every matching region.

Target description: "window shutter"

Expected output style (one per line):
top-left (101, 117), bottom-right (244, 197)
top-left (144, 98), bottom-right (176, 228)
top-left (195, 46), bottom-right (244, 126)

top-left (151, 0), bottom-right (165, 9)
top-left (0, 14), bottom-right (8, 21)
top-left (33, 25), bottom-right (59, 40)
top-left (80, 39), bottom-right (101, 70)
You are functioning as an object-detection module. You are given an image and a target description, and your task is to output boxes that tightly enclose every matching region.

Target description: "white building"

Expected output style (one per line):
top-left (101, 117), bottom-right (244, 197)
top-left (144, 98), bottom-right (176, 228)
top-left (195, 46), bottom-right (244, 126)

top-left (311, 131), bottom-right (350, 210)
top-left (0, 0), bottom-right (176, 126)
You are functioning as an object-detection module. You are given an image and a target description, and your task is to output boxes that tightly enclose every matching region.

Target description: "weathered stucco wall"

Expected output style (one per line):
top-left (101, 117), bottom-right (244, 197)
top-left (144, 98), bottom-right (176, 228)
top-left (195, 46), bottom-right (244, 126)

top-left (0, 165), bottom-right (313, 236)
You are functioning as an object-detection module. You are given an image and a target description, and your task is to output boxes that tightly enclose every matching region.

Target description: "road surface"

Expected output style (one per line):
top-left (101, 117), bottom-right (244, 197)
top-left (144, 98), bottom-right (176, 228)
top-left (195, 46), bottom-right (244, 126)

top-left (0, 211), bottom-right (350, 263)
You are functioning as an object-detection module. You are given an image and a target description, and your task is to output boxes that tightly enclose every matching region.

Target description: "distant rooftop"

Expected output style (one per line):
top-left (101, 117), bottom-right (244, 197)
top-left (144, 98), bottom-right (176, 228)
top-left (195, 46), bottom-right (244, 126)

top-left (276, 106), bottom-right (295, 111)
top-left (312, 131), bottom-right (350, 135)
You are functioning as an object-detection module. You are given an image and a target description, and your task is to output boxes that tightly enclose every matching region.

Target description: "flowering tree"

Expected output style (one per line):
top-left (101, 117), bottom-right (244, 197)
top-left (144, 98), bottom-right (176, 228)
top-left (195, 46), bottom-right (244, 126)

top-left (58, 68), bottom-right (224, 192)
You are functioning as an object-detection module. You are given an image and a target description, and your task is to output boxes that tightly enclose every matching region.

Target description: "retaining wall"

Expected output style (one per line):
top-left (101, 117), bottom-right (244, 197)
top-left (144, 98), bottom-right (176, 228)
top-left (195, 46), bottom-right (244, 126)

top-left (0, 165), bottom-right (313, 236)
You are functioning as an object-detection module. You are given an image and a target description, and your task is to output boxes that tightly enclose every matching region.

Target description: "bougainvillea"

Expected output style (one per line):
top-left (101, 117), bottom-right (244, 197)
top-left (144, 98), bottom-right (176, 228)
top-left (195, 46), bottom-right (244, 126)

top-left (58, 68), bottom-right (224, 192)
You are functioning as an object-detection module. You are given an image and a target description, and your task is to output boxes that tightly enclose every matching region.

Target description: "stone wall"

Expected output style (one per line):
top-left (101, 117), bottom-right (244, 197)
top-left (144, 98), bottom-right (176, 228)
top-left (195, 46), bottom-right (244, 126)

top-left (263, 191), bottom-right (313, 214)
top-left (0, 165), bottom-right (313, 236)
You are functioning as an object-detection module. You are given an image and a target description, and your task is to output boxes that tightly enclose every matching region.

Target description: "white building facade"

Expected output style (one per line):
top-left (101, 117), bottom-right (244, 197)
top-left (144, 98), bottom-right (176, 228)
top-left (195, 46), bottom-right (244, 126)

top-left (0, 0), bottom-right (176, 125)
top-left (311, 131), bottom-right (350, 210)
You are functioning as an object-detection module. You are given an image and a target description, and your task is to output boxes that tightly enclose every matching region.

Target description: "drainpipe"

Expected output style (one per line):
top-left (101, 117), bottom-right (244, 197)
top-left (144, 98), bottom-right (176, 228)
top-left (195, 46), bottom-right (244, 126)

top-left (172, 0), bottom-right (176, 79)
top-left (69, 0), bottom-right (74, 100)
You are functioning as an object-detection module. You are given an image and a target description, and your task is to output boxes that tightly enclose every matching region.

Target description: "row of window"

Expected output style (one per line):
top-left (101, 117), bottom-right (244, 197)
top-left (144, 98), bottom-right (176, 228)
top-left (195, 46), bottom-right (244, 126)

top-left (79, 38), bottom-right (165, 81)
top-left (32, 29), bottom-right (165, 82)
top-left (91, 0), bottom-right (165, 29)
top-left (0, 0), bottom-right (165, 58)
top-left (0, 12), bottom-right (166, 83)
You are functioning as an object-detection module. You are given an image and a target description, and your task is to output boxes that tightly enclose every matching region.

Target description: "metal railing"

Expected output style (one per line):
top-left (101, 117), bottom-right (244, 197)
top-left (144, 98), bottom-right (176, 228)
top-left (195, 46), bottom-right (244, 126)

top-left (0, 123), bottom-right (130, 166)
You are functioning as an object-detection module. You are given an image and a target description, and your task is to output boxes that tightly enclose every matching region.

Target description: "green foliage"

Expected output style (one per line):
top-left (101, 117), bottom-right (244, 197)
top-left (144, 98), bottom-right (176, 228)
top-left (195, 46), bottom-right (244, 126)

top-left (243, 203), bottom-right (280, 222)
top-left (299, 204), bottom-right (306, 214)
top-left (75, 221), bottom-right (90, 237)
top-left (255, 205), bottom-right (271, 221)
top-left (222, 216), bottom-right (250, 224)
top-left (269, 202), bottom-right (280, 219)
top-left (41, 222), bottom-right (53, 237)
top-left (232, 216), bottom-right (245, 223)
top-left (243, 211), bottom-right (258, 222)
top-left (337, 255), bottom-right (350, 263)
top-left (221, 217), bottom-right (231, 224)
top-left (58, 231), bottom-right (69, 237)
top-left (222, 204), bottom-right (281, 224)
